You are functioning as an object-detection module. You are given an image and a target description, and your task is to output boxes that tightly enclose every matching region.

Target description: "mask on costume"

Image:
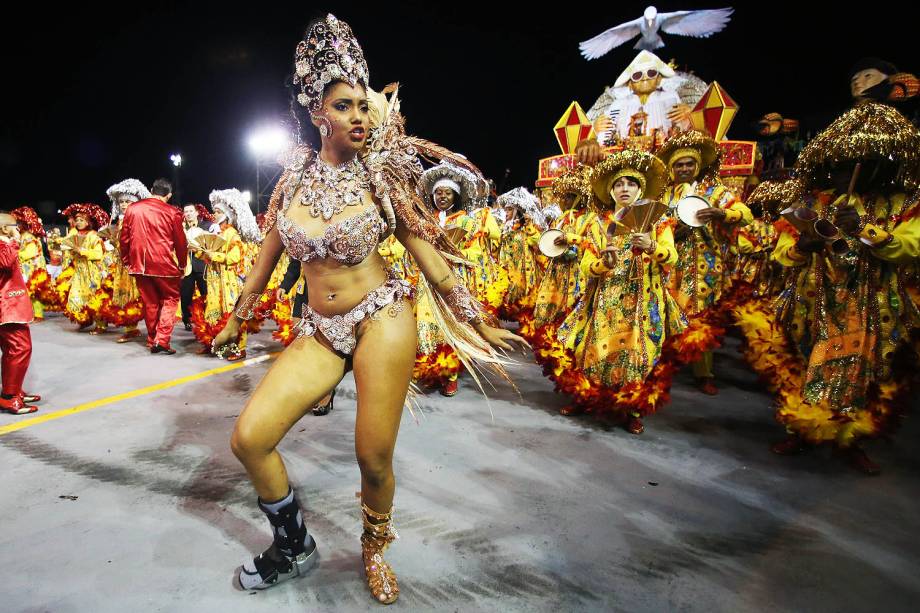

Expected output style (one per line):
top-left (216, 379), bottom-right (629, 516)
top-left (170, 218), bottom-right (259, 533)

top-left (849, 58), bottom-right (897, 102)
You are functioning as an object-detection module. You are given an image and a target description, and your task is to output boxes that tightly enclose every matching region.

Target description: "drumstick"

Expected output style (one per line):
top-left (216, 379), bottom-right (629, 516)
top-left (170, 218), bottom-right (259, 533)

top-left (846, 162), bottom-right (862, 198)
top-left (836, 162), bottom-right (862, 213)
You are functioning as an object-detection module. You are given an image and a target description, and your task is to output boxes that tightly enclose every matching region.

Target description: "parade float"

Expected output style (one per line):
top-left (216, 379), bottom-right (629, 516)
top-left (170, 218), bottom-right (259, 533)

top-left (535, 50), bottom-right (756, 196)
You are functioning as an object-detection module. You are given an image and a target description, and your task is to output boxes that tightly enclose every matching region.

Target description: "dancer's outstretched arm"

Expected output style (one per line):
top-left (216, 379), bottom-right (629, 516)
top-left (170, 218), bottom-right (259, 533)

top-left (394, 222), bottom-right (528, 353)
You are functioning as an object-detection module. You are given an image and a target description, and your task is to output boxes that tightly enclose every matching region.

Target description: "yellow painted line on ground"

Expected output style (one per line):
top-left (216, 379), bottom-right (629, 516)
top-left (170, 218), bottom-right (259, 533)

top-left (0, 353), bottom-right (277, 437)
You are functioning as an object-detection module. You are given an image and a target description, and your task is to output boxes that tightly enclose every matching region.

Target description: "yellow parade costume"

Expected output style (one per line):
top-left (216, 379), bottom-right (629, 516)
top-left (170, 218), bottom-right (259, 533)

top-left (769, 190), bottom-right (920, 447)
top-left (61, 204), bottom-right (110, 330)
top-left (563, 216), bottom-right (681, 388)
top-left (532, 166), bottom-right (602, 333)
top-left (656, 131), bottom-right (751, 386)
top-left (498, 221), bottom-right (541, 319)
top-left (191, 188), bottom-right (263, 359)
top-left (450, 207), bottom-right (508, 315)
top-left (65, 230), bottom-right (105, 326)
top-left (17, 231), bottom-right (46, 319)
top-left (733, 103), bottom-right (920, 468)
top-left (412, 162), bottom-right (490, 393)
top-left (496, 187), bottom-right (544, 322)
top-left (199, 224), bottom-right (245, 350)
top-left (534, 151), bottom-right (707, 427)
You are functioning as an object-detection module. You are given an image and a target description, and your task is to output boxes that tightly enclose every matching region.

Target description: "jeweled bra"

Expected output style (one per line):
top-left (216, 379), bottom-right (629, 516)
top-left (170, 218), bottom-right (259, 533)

top-left (278, 206), bottom-right (387, 266)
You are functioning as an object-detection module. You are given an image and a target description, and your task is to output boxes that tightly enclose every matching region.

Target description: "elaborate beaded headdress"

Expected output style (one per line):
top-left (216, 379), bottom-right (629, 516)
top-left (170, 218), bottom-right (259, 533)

top-left (294, 14), bottom-right (369, 112)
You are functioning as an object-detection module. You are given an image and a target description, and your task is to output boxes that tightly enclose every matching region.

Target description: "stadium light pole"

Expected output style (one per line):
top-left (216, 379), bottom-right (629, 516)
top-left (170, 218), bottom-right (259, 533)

top-left (247, 126), bottom-right (290, 213)
top-left (170, 153), bottom-right (183, 203)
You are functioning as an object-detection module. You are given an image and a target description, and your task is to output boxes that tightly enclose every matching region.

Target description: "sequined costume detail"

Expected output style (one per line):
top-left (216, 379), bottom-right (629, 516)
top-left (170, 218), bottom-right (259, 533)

top-left (278, 207), bottom-right (387, 265)
top-left (293, 276), bottom-right (413, 355)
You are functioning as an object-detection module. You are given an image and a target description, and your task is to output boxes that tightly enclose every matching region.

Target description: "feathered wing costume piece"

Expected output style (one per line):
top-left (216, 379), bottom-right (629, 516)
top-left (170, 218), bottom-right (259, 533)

top-left (365, 86), bottom-right (517, 404)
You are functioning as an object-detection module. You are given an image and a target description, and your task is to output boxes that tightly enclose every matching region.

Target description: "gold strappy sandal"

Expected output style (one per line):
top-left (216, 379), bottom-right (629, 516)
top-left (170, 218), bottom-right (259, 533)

top-left (360, 501), bottom-right (399, 604)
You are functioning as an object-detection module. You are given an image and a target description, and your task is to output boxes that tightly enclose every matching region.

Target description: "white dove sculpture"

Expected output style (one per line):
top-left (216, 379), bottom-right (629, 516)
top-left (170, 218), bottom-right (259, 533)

top-left (580, 6), bottom-right (733, 59)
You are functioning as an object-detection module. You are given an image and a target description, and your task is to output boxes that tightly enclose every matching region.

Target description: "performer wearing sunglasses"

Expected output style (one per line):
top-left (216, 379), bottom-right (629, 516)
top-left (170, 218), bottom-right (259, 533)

top-left (587, 50), bottom-right (693, 147)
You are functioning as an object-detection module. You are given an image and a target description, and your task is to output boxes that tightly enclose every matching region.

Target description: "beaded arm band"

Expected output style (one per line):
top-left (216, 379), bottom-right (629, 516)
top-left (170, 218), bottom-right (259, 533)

top-left (442, 284), bottom-right (483, 325)
top-left (234, 293), bottom-right (261, 320)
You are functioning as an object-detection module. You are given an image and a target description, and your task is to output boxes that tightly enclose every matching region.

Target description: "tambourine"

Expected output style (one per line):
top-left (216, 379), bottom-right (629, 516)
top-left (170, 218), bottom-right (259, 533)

top-left (538, 229), bottom-right (567, 258)
top-left (676, 195), bottom-right (710, 227)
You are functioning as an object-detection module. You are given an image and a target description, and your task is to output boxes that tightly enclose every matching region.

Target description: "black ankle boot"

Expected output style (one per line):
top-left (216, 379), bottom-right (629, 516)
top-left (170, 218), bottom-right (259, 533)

top-left (238, 492), bottom-right (318, 590)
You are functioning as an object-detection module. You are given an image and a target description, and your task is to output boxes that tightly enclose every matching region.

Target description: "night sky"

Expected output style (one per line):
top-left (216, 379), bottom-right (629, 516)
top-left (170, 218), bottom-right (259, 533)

top-left (3, 1), bottom-right (914, 219)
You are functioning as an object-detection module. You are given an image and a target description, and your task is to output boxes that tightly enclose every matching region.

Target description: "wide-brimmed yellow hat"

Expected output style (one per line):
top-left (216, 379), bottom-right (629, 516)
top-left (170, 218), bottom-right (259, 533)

top-left (551, 164), bottom-right (594, 207)
top-left (591, 149), bottom-right (667, 206)
top-left (656, 129), bottom-right (721, 182)
top-left (794, 101), bottom-right (920, 192)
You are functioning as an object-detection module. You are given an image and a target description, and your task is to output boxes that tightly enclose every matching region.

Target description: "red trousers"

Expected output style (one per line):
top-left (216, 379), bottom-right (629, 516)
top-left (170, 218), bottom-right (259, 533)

top-left (135, 275), bottom-right (181, 348)
top-left (0, 323), bottom-right (32, 396)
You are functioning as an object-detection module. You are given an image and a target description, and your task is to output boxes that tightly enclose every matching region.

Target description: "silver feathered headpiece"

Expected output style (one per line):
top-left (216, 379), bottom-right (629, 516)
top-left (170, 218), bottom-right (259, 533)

top-left (106, 178), bottom-right (151, 219)
top-left (497, 187), bottom-right (547, 231)
top-left (417, 162), bottom-right (488, 211)
top-left (208, 188), bottom-right (261, 243)
top-left (294, 14), bottom-right (369, 112)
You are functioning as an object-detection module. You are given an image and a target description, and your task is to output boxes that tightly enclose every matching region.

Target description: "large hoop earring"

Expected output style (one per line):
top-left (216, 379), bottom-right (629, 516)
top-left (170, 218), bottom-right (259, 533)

top-left (312, 114), bottom-right (333, 139)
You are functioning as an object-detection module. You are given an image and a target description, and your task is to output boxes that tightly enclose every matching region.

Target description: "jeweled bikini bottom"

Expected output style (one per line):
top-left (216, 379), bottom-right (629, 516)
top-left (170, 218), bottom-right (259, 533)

top-left (293, 277), bottom-right (414, 355)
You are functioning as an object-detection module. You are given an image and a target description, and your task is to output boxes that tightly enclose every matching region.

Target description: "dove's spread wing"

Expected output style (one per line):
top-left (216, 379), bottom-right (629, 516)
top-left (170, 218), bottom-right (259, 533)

top-left (659, 8), bottom-right (734, 38)
top-left (579, 17), bottom-right (643, 60)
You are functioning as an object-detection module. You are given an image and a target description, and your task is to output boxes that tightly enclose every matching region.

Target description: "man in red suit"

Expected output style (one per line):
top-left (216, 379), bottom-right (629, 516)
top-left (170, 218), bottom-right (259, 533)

top-left (0, 213), bottom-right (40, 415)
top-left (119, 178), bottom-right (188, 354)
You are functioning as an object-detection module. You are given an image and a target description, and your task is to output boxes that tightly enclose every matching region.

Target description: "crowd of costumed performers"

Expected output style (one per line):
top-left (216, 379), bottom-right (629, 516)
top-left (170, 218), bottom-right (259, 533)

top-left (728, 100), bottom-right (920, 475)
top-left (527, 144), bottom-right (733, 434)
top-left (6, 45), bottom-right (920, 475)
top-left (482, 42), bottom-right (920, 471)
